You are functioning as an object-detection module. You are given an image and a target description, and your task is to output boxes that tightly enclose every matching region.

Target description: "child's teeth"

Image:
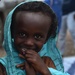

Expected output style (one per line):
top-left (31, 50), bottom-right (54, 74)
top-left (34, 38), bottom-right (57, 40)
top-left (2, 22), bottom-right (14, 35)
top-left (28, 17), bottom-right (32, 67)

top-left (22, 48), bottom-right (26, 54)
top-left (22, 48), bottom-right (26, 51)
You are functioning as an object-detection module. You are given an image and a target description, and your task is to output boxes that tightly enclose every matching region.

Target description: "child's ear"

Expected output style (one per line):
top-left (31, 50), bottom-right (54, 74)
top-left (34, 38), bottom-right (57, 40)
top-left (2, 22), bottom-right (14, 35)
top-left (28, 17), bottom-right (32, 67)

top-left (12, 38), bottom-right (14, 42)
top-left (44, 39), bottom-right (47, 44)
top-left (44, 41), bottom-right (46, 44)
top-left (11, 31), bottom-right (15, 39)
top-left (44, 37), bottom-right (49, 44)
top-left (11, 28), bottom-right (15, 38)
top-left (11, 32), bottom-right (14, 38)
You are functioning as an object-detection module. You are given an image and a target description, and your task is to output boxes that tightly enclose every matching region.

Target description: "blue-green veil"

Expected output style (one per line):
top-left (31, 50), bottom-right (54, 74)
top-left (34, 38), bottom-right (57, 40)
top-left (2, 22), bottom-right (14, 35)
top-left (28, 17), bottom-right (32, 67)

top-left (1, 1), bottom-right (64, 75)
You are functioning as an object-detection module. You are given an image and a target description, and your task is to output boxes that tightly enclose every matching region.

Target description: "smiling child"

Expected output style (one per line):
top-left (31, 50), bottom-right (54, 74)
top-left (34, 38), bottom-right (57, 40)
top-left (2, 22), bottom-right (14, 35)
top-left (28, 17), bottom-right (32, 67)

top-left (0, 1), bottom-right (69, 75)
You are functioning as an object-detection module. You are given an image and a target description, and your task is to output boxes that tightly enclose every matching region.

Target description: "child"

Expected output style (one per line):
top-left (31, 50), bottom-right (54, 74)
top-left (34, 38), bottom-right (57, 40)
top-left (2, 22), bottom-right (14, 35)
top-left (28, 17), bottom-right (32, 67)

top-left (0, 1), bottom-right (69, 75)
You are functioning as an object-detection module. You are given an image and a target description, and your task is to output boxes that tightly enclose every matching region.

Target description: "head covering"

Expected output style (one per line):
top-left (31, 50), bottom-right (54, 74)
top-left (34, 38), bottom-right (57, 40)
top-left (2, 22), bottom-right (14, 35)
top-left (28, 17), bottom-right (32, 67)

top-left (1, 1), bottom-right (64, 75)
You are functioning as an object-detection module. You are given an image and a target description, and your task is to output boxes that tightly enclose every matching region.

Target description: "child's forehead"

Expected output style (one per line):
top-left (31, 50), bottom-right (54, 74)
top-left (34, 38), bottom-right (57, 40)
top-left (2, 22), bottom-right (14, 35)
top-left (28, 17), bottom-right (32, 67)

top-left (15, 11), bottom-right (51, 24)
top-left (14, 11), bottom-right (52, 31)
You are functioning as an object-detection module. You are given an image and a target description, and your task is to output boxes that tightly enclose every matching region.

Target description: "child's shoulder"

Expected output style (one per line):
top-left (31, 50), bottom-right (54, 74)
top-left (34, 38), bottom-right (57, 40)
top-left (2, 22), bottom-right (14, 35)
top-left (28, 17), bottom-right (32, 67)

top-left (0, 63), bottom-right (7, 75)
top-left (0, 56), bottom-right (7, 75)
top-left (42, 56), bottom-right (56, 69)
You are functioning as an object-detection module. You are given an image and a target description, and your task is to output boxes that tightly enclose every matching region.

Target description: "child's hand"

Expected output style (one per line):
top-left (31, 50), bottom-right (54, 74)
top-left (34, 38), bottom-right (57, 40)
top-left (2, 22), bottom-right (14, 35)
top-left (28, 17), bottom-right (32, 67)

top-left (16, 60), bottom-right (36, 75)
top-left (24, 50), bottom-right (51, 75)
top-left (24, 61), bottom-right (36, 75)
top-left (17, 50), bottom-right (51, 75)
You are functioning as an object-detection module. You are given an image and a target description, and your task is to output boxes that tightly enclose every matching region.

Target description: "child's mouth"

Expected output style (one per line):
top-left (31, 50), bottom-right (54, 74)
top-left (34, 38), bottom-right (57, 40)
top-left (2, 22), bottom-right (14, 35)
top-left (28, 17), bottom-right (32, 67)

top-left (21, 48), bottom-right (27, 55)
top-left (21, 47), bottom-right (39, 54)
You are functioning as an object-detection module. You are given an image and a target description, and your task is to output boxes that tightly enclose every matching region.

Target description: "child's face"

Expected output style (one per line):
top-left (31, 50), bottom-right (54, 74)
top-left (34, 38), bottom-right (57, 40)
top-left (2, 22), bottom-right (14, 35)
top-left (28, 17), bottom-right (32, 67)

top-left (13, 11), bottom-right (51, 54)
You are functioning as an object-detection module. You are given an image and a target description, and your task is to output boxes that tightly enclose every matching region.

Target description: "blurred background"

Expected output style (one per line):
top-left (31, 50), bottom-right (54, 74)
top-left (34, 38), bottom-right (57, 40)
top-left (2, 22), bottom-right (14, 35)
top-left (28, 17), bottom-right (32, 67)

top-left (0, 0), bottom-right (75, 75)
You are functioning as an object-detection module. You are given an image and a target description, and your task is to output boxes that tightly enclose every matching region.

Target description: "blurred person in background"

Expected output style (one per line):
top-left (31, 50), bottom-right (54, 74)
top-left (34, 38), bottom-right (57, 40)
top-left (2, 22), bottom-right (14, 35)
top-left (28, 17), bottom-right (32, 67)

top-left (58, 0), bottom-right (75, 56)
top-left (44, 0), bottom-right (63, 33)
top-left (0, 0), bottom-right (25, 47)
top-left (0, 1), bottom-right (5, 46)
top-left (0, 1), bottom-right (5, 25)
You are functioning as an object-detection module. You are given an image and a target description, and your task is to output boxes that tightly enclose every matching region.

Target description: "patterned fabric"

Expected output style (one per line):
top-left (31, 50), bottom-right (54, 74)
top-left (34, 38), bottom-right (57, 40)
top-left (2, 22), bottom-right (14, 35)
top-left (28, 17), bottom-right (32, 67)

top-left (0, 1), bottom-right (69, 75)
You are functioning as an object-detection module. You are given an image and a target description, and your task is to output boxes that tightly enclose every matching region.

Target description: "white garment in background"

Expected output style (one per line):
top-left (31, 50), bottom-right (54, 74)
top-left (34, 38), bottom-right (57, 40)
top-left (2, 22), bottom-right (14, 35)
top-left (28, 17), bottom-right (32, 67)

top-left (58, 11), bottom-right (75, 55)
top-left (0, 1), bottom-right (5, 11)
top-left (0, 0), bottom-right (25, 10)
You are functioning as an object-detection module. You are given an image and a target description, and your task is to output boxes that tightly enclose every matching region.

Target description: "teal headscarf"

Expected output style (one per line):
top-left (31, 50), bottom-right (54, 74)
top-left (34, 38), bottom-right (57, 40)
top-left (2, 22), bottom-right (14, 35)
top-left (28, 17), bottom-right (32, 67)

top-left (0, 1), bottom-right (64, 75)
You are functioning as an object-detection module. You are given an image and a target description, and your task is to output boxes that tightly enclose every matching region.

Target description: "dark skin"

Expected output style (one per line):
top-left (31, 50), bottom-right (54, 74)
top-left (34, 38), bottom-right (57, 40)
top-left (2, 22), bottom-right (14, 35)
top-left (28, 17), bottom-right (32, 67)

top-left (0, 11), bottom-right (56, 75)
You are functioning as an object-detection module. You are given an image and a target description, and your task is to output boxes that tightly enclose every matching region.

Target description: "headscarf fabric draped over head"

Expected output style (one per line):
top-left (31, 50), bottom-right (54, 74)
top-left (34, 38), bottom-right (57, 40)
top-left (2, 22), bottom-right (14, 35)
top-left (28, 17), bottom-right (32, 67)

top-left (0, 1), bottom-right (64, 75)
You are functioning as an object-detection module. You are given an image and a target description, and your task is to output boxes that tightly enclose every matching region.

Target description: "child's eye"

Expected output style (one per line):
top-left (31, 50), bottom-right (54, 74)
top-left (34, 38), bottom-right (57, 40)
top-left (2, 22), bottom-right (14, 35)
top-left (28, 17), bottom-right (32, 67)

top-left (34, 35), bottom-right (42, 40)
top-left (19, 33), bottom-right (26, 37)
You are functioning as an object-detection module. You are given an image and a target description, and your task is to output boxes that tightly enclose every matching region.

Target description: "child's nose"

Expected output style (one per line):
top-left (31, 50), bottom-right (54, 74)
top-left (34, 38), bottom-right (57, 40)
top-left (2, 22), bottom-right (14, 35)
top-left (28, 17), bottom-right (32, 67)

top-left (24, 38), bottom-right (34, 47)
